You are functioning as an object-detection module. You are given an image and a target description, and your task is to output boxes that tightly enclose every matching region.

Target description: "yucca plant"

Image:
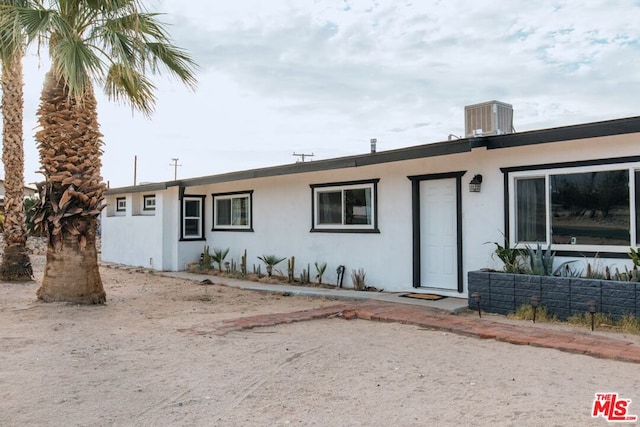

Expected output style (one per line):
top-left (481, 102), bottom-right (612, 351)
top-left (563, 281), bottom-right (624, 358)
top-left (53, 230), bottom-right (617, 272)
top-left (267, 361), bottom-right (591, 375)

top-left (486, 235), bottom-right (526, 273)
top-left (314, 262), bottom-right (327, 284)
top-left (257, 255), bottom-right (286, 277)
top-left (629, 247), bottom-right (640, 267)
top-left (211, 248), bottom-right (230, 272)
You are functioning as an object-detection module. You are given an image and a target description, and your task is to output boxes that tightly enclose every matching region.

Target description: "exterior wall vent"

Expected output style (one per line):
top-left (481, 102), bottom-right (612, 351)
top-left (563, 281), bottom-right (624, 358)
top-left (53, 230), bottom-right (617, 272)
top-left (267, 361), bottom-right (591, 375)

top-left (464, 100), bottom-right (514, 138)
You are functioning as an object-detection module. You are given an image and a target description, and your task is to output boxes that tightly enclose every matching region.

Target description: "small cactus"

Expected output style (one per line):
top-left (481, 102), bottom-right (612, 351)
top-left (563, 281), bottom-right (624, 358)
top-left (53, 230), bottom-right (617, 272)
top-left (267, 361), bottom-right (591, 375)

top-left (287, 256), bottom-right (295, 282)
top-left (299, 268), bottom-right (310, 284)
top-left (241, 250), bottom-right (247, 276)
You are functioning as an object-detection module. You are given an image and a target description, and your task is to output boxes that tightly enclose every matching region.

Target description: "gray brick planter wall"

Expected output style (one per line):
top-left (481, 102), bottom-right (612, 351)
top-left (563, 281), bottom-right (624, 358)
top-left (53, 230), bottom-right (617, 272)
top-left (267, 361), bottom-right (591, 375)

top-left (468, 270), bottom-right (640, 320)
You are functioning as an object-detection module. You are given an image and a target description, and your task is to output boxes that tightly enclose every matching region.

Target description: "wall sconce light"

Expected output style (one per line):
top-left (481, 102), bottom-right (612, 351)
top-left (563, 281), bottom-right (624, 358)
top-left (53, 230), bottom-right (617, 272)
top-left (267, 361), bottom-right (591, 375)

top-left (469, 174), bottom-right (483, 192)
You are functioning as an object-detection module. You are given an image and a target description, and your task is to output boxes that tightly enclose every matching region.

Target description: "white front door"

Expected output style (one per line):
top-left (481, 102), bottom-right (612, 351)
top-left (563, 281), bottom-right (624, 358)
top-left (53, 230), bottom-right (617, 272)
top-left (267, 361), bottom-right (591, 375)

top-left (419, 178), bottom-right (458, 291)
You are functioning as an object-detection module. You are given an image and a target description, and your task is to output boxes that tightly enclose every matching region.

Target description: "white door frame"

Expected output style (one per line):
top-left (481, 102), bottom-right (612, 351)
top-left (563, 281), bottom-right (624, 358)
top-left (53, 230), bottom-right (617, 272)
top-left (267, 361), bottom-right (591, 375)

top-left (408, 171), bottom-right (465, 293)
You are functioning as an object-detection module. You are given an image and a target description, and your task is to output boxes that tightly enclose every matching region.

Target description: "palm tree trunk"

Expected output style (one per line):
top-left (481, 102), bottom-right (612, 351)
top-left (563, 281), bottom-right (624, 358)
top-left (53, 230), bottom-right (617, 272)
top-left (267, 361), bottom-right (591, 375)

top-left (37, 226), bottom-right (104, 303)
top-left (34, 71), bottom-right (106, 304)
top-left (0, 49), bottom-right (32, 281)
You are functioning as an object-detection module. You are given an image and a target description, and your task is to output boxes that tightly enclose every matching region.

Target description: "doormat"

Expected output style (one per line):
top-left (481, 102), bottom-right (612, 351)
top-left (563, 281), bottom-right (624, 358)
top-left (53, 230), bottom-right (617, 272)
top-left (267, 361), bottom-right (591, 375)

top-left (401, 293), bottom-right (446, 301)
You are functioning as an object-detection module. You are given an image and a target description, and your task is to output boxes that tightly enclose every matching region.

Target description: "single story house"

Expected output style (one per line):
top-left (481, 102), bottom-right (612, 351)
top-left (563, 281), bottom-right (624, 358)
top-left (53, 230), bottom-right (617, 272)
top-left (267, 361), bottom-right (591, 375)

top-left (0, 180), bottom-right (38, 213)
top-left (101, 104), bottom-right (640, 297)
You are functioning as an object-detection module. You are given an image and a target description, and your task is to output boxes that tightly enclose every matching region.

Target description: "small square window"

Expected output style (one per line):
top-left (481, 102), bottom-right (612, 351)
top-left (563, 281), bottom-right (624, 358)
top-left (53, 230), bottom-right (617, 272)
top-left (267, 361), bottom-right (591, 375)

top-left (143, 195), bottom-right (156, 211)
top-left (116, 197), bottom-right (126, 212)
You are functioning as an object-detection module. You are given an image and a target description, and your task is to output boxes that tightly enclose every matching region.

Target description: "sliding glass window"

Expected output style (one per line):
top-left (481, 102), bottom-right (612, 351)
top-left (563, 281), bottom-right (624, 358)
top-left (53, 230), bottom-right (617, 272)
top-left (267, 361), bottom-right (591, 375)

top-left (510, 164), bottom-right (639, 253)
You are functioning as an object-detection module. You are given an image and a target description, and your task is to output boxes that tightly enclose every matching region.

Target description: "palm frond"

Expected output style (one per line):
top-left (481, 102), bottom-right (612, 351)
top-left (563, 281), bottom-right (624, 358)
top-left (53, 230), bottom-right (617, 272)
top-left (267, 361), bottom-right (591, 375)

top-left (104, 63), bottom-right (156, 116)
top-left (51, 35), bottom-right (104, 96)
top-left (3, 0), bottom-right (197, 113)
top-left (143, 42), bottom-right (197, 88)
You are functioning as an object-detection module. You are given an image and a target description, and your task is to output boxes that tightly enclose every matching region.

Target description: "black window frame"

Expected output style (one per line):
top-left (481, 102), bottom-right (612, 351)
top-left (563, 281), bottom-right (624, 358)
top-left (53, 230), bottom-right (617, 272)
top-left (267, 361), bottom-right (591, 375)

top-left (143, 194), bottom-right (156, 211)
top-left (310, 178), bottom-right (380, 233)
top-left (116, 197), bottom-right (126, 212)
top-left (212, 190), bottom-right (254, 232)
top-left (502, 155), bottom-right (640, 257)
top-left (180, 195), bottom-right (206, 241)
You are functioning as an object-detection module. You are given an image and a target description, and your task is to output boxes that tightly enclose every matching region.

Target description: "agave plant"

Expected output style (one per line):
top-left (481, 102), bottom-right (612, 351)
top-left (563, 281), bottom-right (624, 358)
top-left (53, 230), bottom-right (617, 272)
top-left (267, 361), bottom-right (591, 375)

top-left (526, 243), bottom-right (554, 275)
top-left (257, 255), bottom-right (286, 277)
top-left (526, 243), bottom-right (576, 276)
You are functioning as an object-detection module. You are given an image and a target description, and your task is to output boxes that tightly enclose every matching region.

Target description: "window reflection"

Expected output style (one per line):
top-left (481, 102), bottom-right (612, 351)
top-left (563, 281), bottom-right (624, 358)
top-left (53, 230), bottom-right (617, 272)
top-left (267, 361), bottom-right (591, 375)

top-left (551, 170), bottom-right (629, 245)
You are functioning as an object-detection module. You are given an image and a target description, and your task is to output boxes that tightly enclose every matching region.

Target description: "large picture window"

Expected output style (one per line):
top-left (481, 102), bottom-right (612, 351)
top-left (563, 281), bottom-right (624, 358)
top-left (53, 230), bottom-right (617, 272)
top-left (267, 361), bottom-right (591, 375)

top-left (551, 170), bottom-right (629, 246)
top-left (213, 191), bottom-right (253, 231)
top-left (311, 179), bottom-right (379, 232)
top-left (509, 162), bottom-right (640, 253)
top-left (181, 195), bottom-right (205, 240)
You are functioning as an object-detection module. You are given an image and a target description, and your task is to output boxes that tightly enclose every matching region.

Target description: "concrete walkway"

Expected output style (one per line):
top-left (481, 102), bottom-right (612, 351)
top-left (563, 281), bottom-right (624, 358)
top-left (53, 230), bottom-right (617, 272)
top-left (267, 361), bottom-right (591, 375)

top-left (162, 270), bottom-right (471, 313)
top-left (108, 265), bottom-right (640, 365)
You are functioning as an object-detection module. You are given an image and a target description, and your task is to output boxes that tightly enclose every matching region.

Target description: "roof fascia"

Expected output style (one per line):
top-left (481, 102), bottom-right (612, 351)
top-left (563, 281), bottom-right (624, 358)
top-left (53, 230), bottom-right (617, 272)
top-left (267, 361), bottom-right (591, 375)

top-left (104, 116), bottom-right (640, 194)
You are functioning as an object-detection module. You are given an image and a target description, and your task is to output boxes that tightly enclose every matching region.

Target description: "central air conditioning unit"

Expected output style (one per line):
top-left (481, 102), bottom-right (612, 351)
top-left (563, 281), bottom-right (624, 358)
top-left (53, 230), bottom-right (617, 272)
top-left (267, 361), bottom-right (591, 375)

top-left (464, 100), bottom-right (514, 138)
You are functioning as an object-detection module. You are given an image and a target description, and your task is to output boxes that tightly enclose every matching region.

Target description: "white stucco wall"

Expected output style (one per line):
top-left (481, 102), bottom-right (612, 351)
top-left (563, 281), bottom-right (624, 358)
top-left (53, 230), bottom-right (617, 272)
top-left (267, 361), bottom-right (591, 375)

top-left (100, 130), bottom-right (640, 295)
top-left (189, 156), bottom-right (483, 294)
top-left (101, 192), bottom-right (166, 269)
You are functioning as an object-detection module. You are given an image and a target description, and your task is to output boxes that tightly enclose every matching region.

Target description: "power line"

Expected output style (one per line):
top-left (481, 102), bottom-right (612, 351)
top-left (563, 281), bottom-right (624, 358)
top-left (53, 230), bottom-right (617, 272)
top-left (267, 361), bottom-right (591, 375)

top-left (292, 152), bottom-right (314, 163)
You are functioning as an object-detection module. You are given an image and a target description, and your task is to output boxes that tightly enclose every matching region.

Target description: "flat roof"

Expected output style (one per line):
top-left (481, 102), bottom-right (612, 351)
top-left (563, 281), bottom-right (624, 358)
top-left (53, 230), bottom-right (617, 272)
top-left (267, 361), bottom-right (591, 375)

top-left (106, 115), bottom-right (640, 195)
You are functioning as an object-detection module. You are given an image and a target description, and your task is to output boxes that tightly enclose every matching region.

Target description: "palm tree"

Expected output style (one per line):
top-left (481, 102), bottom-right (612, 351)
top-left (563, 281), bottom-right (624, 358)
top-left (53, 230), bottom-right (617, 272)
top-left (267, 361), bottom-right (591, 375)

top-left (0, 0), bottom-right (32, 281)
top-left (0, 0), bottom-right (197, 303)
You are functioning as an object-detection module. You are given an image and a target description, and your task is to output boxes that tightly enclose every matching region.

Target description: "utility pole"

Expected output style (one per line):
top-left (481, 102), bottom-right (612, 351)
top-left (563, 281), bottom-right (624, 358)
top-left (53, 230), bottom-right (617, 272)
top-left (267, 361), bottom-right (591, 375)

top-left (170, 158), bottom-right (182, 180)
top-left (292, 152), bottom-right (314, 163)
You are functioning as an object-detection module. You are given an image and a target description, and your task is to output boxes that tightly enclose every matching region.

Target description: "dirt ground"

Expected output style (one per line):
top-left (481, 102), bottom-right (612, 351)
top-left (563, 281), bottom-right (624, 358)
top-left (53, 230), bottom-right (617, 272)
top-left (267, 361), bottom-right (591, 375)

top-left (1, 254), bottom-right (639, 427)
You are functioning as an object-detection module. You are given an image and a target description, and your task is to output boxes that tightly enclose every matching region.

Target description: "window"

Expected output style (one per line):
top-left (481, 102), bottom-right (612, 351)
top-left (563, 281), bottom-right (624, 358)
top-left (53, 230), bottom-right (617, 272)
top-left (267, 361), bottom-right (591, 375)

top-left (143, 195), bottom-right (156, 211)
top-left (551, 170), bottom-right (629, 246)
top-left (213, 191), bottom-right (253, 231)
top-left (311, 179), bottom-right (379, 232)
top-left (515, 177), bottom-right (546, 242)
top-left (508, 162), bottom-right (640, 253)
top-left (116, 197), bottom-right (126, 212)
top-left (181, 195), bottom-right (205, 240)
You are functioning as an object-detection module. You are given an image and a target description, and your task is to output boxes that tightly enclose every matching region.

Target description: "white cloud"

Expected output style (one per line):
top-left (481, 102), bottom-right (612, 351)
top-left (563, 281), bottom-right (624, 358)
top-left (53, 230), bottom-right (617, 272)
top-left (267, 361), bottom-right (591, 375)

top-left (2, 0), bottom-right (639, 187)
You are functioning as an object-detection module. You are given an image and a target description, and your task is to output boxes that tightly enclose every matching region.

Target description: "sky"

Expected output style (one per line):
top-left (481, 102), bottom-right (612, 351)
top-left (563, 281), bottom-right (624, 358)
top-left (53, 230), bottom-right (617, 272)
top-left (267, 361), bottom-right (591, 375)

top-left (6, 0), bottom-right (640, 188)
